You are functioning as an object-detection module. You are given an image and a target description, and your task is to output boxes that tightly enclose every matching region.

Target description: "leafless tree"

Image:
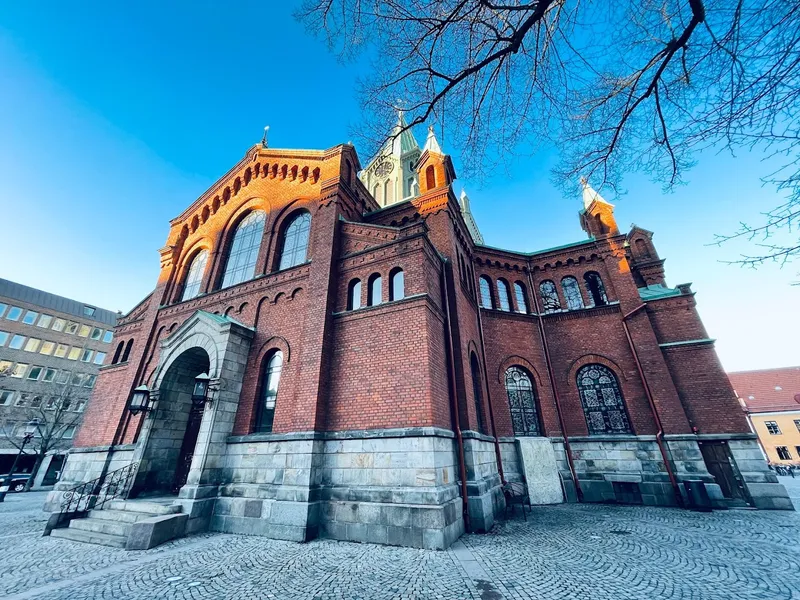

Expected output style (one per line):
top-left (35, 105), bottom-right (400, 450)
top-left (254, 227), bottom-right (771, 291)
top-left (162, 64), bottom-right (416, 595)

top-left (299, 0), bottom-right (800, 271)
top-left (0, 383), bottom-right (85, 491)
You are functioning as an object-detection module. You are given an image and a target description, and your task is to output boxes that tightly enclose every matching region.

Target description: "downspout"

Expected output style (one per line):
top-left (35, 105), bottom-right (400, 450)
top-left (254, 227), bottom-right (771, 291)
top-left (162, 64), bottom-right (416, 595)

top-left (621, 303), bottom-right (684, 507)
top-left (474, 292), bottom-right (506, 485)
top-left (526, 269), bottom-right (583, 501)
top-left (440, 258), bottom-right (471, 533)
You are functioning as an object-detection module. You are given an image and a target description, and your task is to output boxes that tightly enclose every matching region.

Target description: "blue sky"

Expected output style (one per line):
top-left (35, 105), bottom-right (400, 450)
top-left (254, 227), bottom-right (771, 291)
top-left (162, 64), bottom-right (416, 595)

top-left (0, 3), bottom-right (797, 372)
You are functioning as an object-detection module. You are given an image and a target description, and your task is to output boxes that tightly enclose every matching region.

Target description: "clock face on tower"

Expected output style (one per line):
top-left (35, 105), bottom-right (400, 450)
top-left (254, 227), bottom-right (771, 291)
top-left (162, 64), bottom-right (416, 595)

top-left (375, 160), bottom-right (394, 177)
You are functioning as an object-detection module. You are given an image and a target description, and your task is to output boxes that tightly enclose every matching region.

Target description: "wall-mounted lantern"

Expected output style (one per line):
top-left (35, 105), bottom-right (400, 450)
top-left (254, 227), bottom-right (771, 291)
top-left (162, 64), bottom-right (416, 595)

top-left (191, 373), bottom-right (211, 407)
top-left (128, 385), bottom-right (152, 415)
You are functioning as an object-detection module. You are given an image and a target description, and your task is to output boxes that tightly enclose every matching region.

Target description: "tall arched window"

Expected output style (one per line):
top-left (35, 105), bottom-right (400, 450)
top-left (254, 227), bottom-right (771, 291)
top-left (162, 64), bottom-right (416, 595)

top-left (479, 276), bottom-right (493, 308)
top-left (373, 183), bottom-right (381, 204)
top-left (347, 279), bottom-right (362, 310)
top-left (221, 211), bottom-right (266, 289)
top-left (278, 211), bottom-right (311, 270)
top-left (561, 276), bottom-right (584, 310)
top-left (513, 282), bottom-right (528, 314)
top-left (181, 250), bottom-right (208, 301)
top-left (539, 280), bottom-right (561, 313)
top-left (255, 350), bottom-right (283, 433)
top-left (425, 165), bottom-right (436, 189)
top-left (389, 268), bottom-right (405, 301)
top-left (497, 279), bottom-right (512, 311)
top-left (112, 341), bottom-right (124, 364)
top-left (635, 238), bottom-right (652, 259)
top-left (577, 364), bottom-right (631, 435)
top-left (470, 353), bottom-right (486, 434)
top-left (368, 273), bottom-right (382, 306)
top-left (121, 339), bottom-right (134, 362)
top-left (505, 367), bottom-right (540, 436)
top-left (583, 272), bottom-right (609, 307)
top-left (384, 180), bottom-right (394, 204)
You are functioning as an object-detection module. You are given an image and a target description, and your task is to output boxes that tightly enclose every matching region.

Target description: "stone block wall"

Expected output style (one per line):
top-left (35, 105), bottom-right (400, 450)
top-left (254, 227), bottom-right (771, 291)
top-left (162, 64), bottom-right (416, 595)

top-left (462, 433), bottom-right (504, 532)
top-left (727, 437), bottom-right (794, 510)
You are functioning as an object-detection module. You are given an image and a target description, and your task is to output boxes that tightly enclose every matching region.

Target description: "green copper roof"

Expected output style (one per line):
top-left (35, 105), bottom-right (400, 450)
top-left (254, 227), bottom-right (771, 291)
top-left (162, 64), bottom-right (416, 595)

top-left (638, 284), bottom-right (682, 300)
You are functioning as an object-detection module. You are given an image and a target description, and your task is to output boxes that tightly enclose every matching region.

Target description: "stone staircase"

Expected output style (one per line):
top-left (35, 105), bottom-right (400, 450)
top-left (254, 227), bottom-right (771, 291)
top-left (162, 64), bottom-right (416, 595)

top-left (50, 498), bottom-right (186, 550)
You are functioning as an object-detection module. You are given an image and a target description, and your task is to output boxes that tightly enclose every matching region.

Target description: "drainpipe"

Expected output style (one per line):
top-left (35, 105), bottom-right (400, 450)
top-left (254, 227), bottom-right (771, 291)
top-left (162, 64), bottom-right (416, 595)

top-left (440, 258), bottom-right (471, 533)
top-left (526, 269), bottom-right (583, 502)
top-left (474, 290), bottom-right (506, 485)
top-left (621, 303), bottom-right (684, 508)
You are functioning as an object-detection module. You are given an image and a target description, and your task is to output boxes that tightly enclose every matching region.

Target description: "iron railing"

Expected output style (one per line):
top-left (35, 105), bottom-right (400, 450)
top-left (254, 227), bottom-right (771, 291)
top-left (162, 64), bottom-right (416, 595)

top-left (60, 461), bottom-right (139, 516)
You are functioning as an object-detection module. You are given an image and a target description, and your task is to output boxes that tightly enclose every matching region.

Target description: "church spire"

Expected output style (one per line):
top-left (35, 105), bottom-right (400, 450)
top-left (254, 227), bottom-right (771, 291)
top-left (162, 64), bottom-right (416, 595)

top-left (460, 188), bottom-right (484, 245)
top-left (579, 177), bottom-right (619, 238)
top-left (580, 177), bottom-right (612, 210)
top-left (423, 126), bottom-right (443, 154)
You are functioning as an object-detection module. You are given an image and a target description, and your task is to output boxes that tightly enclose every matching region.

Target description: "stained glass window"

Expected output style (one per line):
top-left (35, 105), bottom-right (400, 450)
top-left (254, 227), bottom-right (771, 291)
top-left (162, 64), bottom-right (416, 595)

top-left (278, 211), bottom-right (311, 270)
top-left (255, 350), bottom-right (283, 433)
top-left (583, 272), bottom-right (609, 307)
top-left (181, 250), bottom-right (208, 301)
top-left (577, 364), bottom-right (631, 434)
top-left (561, 276), bottom-right (585, 310)
top-left (497, 280), bottom-right (511, 311)
top-left (505, 367), bottom-right (540, 436)
top-left (221, 211), bottom-right (266, 288)
top-left (479, 276), bottom-right (493, 309)
top-left (540, 280), bottom-right (561, 312)
top-left (514, 282), bottom-right (528, 313)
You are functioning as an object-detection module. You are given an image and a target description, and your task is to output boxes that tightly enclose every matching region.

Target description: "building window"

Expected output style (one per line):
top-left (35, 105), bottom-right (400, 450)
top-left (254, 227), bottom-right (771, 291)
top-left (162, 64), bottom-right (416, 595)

top-left (479, 276), bottom-right (493, 309)
top-left (368, 273), bottom-right (382, 306)
top-left (561, 276), bottom-right (585, 310)
top-left (505, 367), bottom-right (540, 436)
top-left (67, 347), bottom-right (81, 361)
top-left (90, 327), bottom-right (103, 340)
top-left (0, 360), bottom-right (12, 375)
top-left (122, 339), bottom-right (134, 362)
top-left (39, 341), bottom-right (55, 355)
top-left (577, 364), bottom-right (632, 435)
top-left (36, 314), bottom-right (53, 328)
top-left (11, 363), bottom-right (28, 378)
top-left (278, 211), bottom-right (312, 270)
top-left (221, 210), bottom-right (266, 289)
top-left (71, 373), bottom-right (85, 386)
top-left (0, 390), bottom-right (14, 406)
top-left (425, 165), bottom-right (436, 189)
top-left (347, 279), bottom-right (362, 310)
top-left (27, 366), bottom-right (43, 381)
top-left (62, 426), bottom-right (77, 440)
top-left (470, 353), bottom-right (487, 434)
top-left (776, 446), bottom-right (792, 460)
top-left (513, 282), bottom-right (528, 314)
top-left (255, 350), bottom-right (283, 433)
top-left (78, 324), bottom-right (91, 337)
top-left (539, 280), bottom-right (561, 312)
top-left (80, 349), bottom-right (93, 362)
top-left (765, 421), bottom-right (781, 435)
top-left (54, 344), bottom-right (69, 358)
top-left (390, 268), bottom-right (405, 301)
top-left (0, 303), bottom-right (6, 318)
top-left (56, 370), bottom-right (71, 385)
top-left (42, 368), bottom-right (57, 383)
top-left (24, 338), bottom-right (41, 352)
top-left (584, 272), bottom-right (609, 307)
top-left (0, 331), bottom-right (8, 346)
top-left (794, 419), bottom-right (800, 433)
top-left (94, 352), bottom-right (106, 365)
top-left (65, 322), bottom-right (79, 335)
top-left (22, 311), bottom-right (38, 325)
top-left (83, 375), bottom-right (97, 389)
top-left (9, 335), bottom-right (25, 350)
top-left (497, 279), bottom-right (512, 311)
top-left (15, 394), bottom-right (28, 407)
top-left (5, 306), bottom-right (22, 321)
top-left (181, 250), bottom-right (209, 301)
top-left (103, 331), bottom-right (114, 344)
top-left (83, 306), bottom-right (96, 317)
top-left (51, 318), bottom-right (66, 332)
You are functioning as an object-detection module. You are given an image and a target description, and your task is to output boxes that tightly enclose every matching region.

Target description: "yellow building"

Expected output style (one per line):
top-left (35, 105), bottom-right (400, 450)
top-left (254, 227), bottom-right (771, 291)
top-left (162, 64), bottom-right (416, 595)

top-left (729, 367), bottom-right (800, 465)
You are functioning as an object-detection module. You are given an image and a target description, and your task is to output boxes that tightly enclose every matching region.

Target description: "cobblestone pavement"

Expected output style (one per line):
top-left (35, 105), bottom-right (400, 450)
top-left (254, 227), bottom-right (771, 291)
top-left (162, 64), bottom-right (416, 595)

top-left (1, 486), bottom-right (798, 600)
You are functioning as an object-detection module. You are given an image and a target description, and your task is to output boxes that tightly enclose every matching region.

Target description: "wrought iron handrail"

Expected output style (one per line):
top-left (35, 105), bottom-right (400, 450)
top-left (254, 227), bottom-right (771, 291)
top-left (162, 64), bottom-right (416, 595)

top-left (60, 461), bottom-right (139, 516)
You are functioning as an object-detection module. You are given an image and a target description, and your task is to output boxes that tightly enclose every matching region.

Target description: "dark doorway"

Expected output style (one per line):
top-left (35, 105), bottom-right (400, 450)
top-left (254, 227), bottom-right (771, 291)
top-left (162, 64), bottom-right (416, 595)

top-left (699, 441), bottom-right (749, 503)
top-left (172, 402), bottom-right (205, 493)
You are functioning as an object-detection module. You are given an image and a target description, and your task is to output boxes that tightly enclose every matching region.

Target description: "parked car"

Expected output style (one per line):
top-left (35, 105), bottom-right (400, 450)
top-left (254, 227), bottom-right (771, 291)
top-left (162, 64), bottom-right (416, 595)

top-left (0, 473), bottom-right (31, 492)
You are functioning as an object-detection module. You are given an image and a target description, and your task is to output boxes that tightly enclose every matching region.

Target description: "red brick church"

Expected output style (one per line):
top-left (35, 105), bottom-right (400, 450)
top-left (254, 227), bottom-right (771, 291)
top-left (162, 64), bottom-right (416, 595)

top-left (45, 115), bottom-right (790, 549)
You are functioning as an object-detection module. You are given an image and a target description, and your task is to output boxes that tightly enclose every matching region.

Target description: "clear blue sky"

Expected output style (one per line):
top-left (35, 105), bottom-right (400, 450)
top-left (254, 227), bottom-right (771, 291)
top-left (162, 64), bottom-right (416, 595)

top-left (0, 3), bottom-right (797, 372)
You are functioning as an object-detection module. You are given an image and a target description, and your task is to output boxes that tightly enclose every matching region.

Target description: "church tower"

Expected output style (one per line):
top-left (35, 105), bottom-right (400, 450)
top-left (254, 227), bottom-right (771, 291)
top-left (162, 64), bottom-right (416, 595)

top-left (579, 178), bottom-right (619, 238)
top-left (359, 111), bottom-right (422, 207)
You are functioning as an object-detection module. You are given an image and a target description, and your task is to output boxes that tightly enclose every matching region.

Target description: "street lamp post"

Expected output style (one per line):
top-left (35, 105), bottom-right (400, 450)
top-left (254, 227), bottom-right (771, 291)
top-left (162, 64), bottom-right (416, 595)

top-left (0, 420), bottom-right (38, 503)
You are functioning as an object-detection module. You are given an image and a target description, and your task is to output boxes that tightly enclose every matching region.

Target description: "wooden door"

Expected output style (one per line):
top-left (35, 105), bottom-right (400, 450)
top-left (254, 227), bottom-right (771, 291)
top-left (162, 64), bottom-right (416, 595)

top-left (172, 403), bottom-right (205, 494)
top-left (699, 441), bottom-right (748, 502)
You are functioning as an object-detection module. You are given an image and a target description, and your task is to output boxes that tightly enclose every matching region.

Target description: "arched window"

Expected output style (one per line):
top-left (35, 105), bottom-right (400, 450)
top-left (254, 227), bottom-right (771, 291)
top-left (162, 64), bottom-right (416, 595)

top-left (470, 353), bottom-right (486, 434)
top-left (635, 238), bottom-right (651, 259)
top-left (389, 268), bottom-right (405, 301)
top-left (577, 364), bottom-right (631, 435)
top-left (112, 341), bottom-right (124, 364)
top-left (221, 211), bottom-right (266, 288)
top-left (583, 272), bottom-right (608, 307)
top-left (539, 280), bottom-right (561, 313)
top-left (425, 165), bottom-right (436, 189)
top-left (496, 279), bottom-right (512, 312)
top-left (479, 276), bottom-right (493, 309)
top-left (373, 183), bottom-right (381, 204)
top-left (121, 339), bottom-right (134, 362)
top-left (505, 367), bottom-right (540, 436)
top-left (347, 279), bottom-right (362, 310)
top-left (513, 282), bottom-right (528, 314)
top-left (368, 273), bottom-right (382, 306)
top-left (278, 211), bottom-right (311, 270)
top-left (561, 276), bottom-right (584, 310)
top-left (181, 250), bottom-right (208, 301)
top-left (255, 350), bottom-right (283, 433)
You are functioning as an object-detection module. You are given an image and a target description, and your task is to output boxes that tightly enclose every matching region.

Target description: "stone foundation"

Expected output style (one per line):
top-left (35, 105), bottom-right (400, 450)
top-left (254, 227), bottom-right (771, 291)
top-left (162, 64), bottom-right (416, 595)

top-left (461, 432), bottom-right (505, 532)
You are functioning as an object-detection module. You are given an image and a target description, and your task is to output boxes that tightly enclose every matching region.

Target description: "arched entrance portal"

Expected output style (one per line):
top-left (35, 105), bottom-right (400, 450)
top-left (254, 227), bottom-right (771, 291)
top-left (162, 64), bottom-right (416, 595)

top-left (141, 347), bottom-right (210, 494)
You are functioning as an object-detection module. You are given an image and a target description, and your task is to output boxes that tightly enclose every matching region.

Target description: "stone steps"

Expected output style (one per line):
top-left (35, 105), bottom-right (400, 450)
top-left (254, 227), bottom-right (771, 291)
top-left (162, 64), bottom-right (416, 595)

top-left (106, 500), bottom-right (181, 515)
top-left (69, 516), bottom-right (133, 537)
top-left (50, 527), bottom-right (127, 548)
top-left (88, 509), bottom-right (158, 524)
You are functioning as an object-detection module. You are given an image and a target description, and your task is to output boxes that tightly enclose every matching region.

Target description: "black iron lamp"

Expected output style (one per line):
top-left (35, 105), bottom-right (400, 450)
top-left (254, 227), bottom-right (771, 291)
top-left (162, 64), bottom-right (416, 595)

top-left (128, 385), bottom-right (151, 415)
top-left (191, 373), bottom-right (211, 407)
